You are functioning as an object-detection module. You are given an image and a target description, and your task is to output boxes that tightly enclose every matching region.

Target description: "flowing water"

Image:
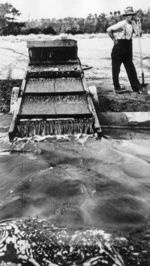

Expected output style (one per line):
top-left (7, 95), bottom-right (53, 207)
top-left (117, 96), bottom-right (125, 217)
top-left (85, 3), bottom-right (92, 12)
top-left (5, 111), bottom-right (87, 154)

top-left (0, 34), bottom-right (150, 265)
top-left (16, 118), bottom-right (94, 137)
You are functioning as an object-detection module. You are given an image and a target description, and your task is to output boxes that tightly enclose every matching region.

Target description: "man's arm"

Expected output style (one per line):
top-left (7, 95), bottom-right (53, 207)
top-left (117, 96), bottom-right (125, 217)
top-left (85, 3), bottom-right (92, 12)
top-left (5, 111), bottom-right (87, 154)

top-left (107, 21), bottom-right (124, 44)
top-left (107, 28), bottom-right (119, 44)
top-left (107, 28), bottom-right (115, 41)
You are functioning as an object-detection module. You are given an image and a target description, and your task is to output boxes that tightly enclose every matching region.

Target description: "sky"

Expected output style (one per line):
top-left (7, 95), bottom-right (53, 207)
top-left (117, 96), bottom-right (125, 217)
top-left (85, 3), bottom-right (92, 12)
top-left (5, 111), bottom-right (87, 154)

top-left (0, 0), bottom-right (150, 20)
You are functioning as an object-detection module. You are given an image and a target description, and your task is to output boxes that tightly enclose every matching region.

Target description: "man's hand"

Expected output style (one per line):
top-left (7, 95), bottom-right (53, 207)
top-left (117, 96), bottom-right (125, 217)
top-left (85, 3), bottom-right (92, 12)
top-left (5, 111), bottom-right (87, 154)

top-left (114, 39), bottom-right (118, 45)
top-left (132, 17), bottom-right (141, 23)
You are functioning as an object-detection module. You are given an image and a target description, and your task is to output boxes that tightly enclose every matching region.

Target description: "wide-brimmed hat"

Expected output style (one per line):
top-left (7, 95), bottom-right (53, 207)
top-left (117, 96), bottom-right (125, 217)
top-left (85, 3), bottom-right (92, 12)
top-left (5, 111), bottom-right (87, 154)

top-left (123, 6), bottom-right (137, 16)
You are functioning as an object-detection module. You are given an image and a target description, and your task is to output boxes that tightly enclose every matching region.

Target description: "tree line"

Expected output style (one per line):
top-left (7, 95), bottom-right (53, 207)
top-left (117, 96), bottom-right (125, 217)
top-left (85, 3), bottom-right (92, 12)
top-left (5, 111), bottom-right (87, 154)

top-left (0, 2), bottom-right (150, 35)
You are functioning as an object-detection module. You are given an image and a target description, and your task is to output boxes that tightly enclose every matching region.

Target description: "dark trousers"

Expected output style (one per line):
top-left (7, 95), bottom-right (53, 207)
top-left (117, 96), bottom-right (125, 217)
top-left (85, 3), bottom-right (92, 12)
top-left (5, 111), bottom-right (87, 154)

top-left (111, 39), bottom-right (140, 91)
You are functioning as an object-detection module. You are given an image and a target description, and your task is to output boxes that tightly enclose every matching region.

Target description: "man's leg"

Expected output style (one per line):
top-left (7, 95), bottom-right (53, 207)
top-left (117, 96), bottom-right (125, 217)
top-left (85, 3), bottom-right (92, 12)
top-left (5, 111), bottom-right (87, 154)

top-left (124, 59), bottom-right (140, 92)
top-left (111, 46), bottom-right (122, 91)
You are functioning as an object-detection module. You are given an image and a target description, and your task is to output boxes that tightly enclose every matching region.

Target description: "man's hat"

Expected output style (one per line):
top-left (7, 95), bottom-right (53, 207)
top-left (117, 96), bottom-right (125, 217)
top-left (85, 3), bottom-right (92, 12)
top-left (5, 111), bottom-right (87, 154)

top-left (123, 6), bottom-right (137, 16)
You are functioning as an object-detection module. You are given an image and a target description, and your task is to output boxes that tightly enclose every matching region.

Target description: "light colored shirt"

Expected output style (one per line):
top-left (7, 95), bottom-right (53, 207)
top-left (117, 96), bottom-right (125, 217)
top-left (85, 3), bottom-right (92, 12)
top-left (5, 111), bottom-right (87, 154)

top-left (107, 20), bottom-right (139, 40)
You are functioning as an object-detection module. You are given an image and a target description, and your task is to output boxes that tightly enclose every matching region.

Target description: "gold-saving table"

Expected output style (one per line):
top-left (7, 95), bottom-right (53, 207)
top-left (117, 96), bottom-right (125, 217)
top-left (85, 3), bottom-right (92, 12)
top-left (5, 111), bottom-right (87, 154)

top-left (9, 39), bottom-right (101, 141)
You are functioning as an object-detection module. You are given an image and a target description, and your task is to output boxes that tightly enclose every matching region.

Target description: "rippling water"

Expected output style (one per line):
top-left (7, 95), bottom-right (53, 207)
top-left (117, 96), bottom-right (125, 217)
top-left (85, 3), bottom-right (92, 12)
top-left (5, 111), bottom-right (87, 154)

top-left (1, 116), bottom-right (150, 232)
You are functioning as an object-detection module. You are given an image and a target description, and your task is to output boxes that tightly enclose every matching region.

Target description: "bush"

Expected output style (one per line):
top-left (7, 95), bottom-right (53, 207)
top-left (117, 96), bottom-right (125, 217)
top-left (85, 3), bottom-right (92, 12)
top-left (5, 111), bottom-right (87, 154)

top-left (27, 27), bottom-right (41, 34)
top-left (1, 22), bottom-right (25, 36)
top-left (41, 26), bottom-right (57, 35)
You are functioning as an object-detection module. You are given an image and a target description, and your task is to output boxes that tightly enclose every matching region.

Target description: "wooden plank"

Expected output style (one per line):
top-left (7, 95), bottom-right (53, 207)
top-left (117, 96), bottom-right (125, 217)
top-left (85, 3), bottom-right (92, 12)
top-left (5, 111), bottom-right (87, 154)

top-left (27, 39), bottom-right (77, 48)
top-left (8, 113), bottom-right (17, 141)
top-left (18, 113), bottom-right (92, 119)
top-left (27, 63), bottom-right (82, 73)
top-left (28, 60), bottom-right (79, 65)
top-left (9, 79), bottom-right (27, 141)
top-left (20, 79), bottom-right (27, 94)
top-left (82, 78), bottom-right (101, 133)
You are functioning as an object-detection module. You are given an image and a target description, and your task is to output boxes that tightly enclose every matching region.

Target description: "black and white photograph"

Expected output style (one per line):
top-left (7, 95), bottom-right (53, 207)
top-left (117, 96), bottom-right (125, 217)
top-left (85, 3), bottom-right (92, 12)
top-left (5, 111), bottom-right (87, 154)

top-left (0, 0), bottom-right (150, 265)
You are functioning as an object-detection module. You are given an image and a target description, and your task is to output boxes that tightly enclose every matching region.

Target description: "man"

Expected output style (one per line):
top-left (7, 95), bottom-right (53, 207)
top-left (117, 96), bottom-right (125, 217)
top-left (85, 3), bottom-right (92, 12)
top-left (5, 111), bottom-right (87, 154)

top-left (107, 6), bottom-right (141, 94)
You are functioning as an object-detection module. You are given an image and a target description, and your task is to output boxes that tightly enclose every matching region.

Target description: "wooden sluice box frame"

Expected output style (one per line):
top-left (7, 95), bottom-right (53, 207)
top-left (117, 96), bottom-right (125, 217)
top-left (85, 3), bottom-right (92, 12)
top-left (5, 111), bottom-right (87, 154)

top-left (9, 39), bottom-right (101, 141)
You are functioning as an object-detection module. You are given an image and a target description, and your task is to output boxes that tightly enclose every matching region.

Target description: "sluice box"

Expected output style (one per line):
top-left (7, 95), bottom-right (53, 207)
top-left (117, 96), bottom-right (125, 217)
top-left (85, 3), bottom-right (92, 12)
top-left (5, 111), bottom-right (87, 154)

top-left (9, 39), bottom-right (101, 141)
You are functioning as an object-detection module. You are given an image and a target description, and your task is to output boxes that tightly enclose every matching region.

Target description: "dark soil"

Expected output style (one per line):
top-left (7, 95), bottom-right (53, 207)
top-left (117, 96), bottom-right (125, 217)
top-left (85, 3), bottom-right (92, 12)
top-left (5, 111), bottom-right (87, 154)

top-left (97, 93), bottom-right (150, 112)
top-left (96, 84), bottom-right (150, 112)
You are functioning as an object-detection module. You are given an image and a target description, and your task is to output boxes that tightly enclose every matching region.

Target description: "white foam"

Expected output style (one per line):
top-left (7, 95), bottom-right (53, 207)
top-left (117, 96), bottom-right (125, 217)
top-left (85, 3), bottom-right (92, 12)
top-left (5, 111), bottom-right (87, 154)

top-left (13, 133), bottom-right (95, 145)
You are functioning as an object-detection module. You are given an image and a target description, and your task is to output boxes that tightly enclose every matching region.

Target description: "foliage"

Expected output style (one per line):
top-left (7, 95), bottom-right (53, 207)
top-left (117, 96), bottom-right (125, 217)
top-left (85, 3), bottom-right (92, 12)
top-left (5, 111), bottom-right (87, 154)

top-left (0, 2), bottom-right (20, 34)
top-left (1, 2), bottom-right (150, 35)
